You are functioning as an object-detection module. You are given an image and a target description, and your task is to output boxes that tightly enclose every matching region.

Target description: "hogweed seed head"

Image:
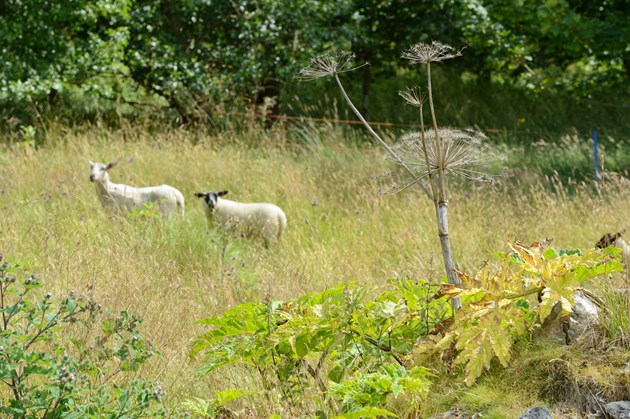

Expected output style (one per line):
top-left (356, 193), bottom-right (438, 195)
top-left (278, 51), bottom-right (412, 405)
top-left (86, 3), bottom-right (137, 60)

top-left (383, 128), bottom-right (504, 192)
top-left (399, 86), bottom-right (427, 108)
top-left (296, 51), bottom-right (366, 81)
top-left (402, 41), bottom-right (462, 64)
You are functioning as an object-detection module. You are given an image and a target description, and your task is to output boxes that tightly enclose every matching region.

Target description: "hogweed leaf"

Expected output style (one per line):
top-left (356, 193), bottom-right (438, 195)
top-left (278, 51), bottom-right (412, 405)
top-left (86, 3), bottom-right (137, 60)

top-left (508, 241), bottom-right (545, 270)
top-left (490, 328), bottom-right (512, 368)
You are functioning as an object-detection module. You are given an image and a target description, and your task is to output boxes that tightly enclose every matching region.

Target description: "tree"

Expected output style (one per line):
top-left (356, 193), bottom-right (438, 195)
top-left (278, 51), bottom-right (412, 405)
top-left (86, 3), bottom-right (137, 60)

top-left (444, 0), bottom-right (630, 94)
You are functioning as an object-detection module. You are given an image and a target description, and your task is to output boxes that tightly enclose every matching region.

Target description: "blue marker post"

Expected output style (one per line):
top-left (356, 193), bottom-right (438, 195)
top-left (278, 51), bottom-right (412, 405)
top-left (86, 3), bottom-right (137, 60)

top-left (593, 130), bottom-right (600, 186)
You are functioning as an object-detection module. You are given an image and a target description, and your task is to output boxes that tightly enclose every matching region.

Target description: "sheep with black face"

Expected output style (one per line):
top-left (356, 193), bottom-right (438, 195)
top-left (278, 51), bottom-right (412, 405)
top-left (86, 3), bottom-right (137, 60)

top-left (195, 190), bottom-right (286, 246)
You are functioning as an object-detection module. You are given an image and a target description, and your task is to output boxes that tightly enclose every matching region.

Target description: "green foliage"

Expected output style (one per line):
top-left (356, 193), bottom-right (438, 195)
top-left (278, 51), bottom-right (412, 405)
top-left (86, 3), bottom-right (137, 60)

top-left (0, 0), bottom-right (357, 124)
top-left (127, 201), bottom-right (162, 220)
top-left (192, 280), bottom-right (445, 415)
top-left (181, 389), bottom-right (250, 418)
top-left (193, 241), bottom-right (622, 414)
top-left (329, 365), bottom-right (432, 416)
top-left (1, 1), bottom-right (628, 127)
top-left (0, 256), bottom-right (166, 417)
top-left (446, 0), bottom-right (629, 95)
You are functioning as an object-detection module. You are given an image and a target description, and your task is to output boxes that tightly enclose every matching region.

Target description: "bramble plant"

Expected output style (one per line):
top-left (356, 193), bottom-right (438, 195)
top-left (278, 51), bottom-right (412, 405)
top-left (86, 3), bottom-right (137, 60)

top-left (297, 43), bottom-right (504, 310)
top-left (0, 255), bottom-right (167, 417)
top-left (192, 242), bottom-right (622, 415)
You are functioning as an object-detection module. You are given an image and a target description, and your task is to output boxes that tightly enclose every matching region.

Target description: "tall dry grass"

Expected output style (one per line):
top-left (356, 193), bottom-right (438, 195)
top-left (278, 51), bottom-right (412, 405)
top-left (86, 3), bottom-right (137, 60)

top-left (0, 123), bottom-right (628, 413)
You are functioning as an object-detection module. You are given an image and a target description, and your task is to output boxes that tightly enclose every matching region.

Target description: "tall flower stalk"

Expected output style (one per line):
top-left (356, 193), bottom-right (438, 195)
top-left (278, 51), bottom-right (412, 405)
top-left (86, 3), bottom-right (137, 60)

top-left (297, 43), bottom-right (501, 311)
top-left (297, 52), bottom-right (422, 191)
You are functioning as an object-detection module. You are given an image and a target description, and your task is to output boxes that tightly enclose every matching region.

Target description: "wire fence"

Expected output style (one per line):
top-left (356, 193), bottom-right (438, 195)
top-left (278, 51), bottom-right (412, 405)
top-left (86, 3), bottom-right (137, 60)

top-left (228, 111), bottom-right (601, 138)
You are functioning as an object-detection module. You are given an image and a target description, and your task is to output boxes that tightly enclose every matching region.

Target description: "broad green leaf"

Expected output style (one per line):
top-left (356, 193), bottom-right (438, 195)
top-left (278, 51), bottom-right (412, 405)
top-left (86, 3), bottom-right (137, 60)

top-left (543, 247), bottom-right (558, 259)
top-left (215, 388), bottom-right (250, 407)
top-left (380, 300), bottom-right (397, 318)
top-left (293, 333), bottom-right (310, 358)
top-left (328, 362), bottom-right (345, 383)
top-left (101, 319), bottom-right (115, 335)
top-left (333, 407), bottom-right (398, 418)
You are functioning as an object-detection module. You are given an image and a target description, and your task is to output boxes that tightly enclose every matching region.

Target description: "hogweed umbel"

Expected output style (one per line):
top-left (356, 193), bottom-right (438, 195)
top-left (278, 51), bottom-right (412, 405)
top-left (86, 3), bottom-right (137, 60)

top-left (295, 51), bottom-right (367, 81)
top-left (383, 128), bottom-right (504, 194)
top-left (401, 41), bottom-right (463, 64)
top-left (399, 86), bottom-right (427, 108)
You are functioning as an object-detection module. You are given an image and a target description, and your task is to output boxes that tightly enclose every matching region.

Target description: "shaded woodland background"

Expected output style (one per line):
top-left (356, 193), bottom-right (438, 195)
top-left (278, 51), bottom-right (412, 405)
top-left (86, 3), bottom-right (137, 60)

top-left (1, 0), bottom-right (629, 140)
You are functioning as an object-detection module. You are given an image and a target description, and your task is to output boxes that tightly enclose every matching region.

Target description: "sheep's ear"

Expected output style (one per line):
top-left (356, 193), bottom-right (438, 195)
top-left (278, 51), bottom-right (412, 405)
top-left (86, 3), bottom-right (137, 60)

top-left (218, 190), bottom-right (229, 197)
top-left (89, 160), bottom-right (95, 167)
top-left (194, 192), bottom-right (207, 198)
top-left (106, 161), bottom-right (118, 170)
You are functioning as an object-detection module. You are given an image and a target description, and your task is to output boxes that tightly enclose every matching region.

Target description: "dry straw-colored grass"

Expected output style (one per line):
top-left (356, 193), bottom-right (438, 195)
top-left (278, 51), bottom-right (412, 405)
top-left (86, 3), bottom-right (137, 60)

top-left (0, 124), bottom-right (628, 413)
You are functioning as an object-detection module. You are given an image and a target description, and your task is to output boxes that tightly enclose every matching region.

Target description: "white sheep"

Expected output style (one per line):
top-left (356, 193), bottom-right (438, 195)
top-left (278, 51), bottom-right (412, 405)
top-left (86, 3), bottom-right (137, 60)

top-left (596, 230), bottom-right (630, 267)
top-left (194, 190), bottom-right (287, 246)
top-left (89, 160), bottom-right (185, 216)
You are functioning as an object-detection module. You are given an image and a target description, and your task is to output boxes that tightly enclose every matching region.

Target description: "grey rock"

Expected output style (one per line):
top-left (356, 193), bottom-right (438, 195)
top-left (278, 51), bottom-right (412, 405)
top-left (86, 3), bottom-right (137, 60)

top-left (538, 290), bottom-right (600, 345)
top-left (566, 291), bottom-right (600, 342)
top-left (519, 406), bottom-right (552, 419)
top-left (604, 401), bottom-right (630, 419)
top-left (428, 407), bottom-right (467, 418)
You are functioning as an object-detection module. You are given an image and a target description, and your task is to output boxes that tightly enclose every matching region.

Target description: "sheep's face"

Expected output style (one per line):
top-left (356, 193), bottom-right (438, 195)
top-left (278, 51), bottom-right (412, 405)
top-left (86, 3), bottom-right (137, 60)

top-left (596, 231), bottom-right (625, 248)
top-left (89, 161), bottom-right (116, 183)
top-left (194, 190), bottom-right (228, 212)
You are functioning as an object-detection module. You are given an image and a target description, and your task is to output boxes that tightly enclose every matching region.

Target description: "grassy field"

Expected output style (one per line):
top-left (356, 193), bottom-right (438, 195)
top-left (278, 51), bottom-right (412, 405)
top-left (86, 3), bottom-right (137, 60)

top-left (0, 123), bottom-right (628, 416)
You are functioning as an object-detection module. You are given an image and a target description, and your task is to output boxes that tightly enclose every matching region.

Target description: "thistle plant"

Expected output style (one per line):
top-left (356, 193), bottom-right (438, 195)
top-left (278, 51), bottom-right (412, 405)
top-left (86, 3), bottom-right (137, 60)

top-left (298, 42), bottom-right (503, 310)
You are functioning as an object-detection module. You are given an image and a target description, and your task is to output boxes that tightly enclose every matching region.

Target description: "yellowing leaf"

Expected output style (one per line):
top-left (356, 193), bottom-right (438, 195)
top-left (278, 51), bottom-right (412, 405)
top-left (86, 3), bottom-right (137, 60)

top-left (508, 241), bottom-right (540, 268)
top-left (456, 270), bottom-right (480, 288)
top-left (490, 330), bottom-right (511, 367)
top-left (538, 290), bottom-right (555, 323)
top-left (435, 331), bottom-right (457, 351)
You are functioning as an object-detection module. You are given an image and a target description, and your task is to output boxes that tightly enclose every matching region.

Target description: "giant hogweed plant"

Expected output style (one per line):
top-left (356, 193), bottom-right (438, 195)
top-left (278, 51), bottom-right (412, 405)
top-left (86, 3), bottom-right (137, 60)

top-left (192, 242), bottom-right (622, 416)
top-left (0, 256), bottom-right (166, 417)
top-left (425, 242), bottom-right (623, 384)
top-left (297, 42), bottom-right (503, 310)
